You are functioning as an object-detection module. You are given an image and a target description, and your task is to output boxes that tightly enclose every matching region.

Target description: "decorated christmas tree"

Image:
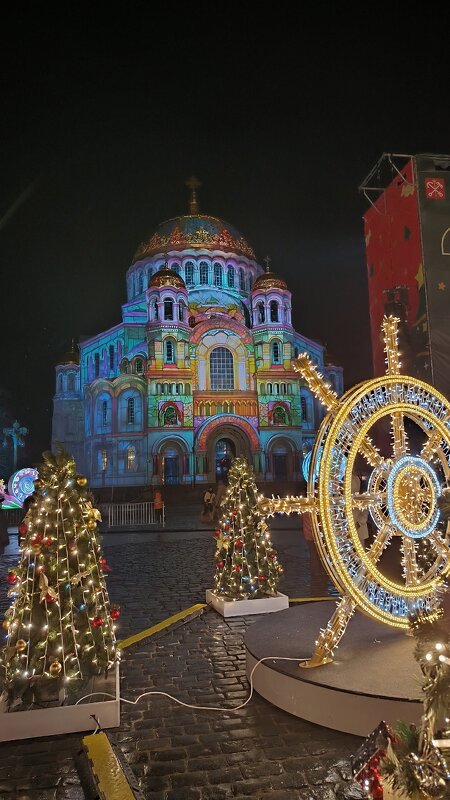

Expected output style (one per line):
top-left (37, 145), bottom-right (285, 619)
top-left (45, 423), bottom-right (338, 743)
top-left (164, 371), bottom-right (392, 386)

top-left (0, 450), bottom-right (118, 708)
top-left (378, 609), bottom-right (450, 799)
top-left (213, 457), bottom-right (283, 599)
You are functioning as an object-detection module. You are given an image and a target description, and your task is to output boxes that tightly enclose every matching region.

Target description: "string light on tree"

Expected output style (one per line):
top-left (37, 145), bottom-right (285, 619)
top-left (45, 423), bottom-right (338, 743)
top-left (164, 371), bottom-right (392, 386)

top-left (213, 457), bottom-right (283, 600)
top-left (0, 449), bottom-right (118, 708)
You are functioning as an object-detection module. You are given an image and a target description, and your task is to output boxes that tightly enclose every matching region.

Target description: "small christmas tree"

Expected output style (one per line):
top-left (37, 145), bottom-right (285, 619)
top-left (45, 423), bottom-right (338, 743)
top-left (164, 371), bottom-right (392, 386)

top-left (0, 449), bottom-right (118, 708)
top-left (213, 457), bottom-right (283, 599)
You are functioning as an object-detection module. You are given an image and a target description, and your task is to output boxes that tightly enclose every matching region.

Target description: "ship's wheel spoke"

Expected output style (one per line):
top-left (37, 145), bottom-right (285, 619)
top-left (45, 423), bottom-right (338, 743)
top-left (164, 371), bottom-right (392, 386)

top-left (358, 436), bottom-right (386, 470)
top-left (390, 411), bottom-right (408, 460)
top-left (401, 536), bottom-right (419, 586)
top-left (420, 419), bottom-right (449, 461)
top-left (367, 523), bottom-right (393, 565)
top-left (351, 491), bottom-right (385, 510)
top-left (428, 531), bottom-right (450, 560)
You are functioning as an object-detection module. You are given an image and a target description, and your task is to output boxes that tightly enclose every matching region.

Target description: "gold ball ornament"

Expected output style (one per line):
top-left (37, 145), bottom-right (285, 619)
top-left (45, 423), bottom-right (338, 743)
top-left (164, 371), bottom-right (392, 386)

top-left (16, 639), bottom-right (27, 652)
top-left (2, 619), bottom-right (10, 630)
top-left (49, 660), bottom-right (62, 677)
top-left (87, 519), bottom-right (97, 530)
top-left (32, 543), bottom-right (42, 555)
top-left (77, 476), bottom-right (87, 487)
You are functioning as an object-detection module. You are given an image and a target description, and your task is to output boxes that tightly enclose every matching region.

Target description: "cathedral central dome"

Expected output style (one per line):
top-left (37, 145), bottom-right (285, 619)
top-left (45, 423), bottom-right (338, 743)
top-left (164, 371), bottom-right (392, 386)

top-left (134, 214), bottom-right (256, 261)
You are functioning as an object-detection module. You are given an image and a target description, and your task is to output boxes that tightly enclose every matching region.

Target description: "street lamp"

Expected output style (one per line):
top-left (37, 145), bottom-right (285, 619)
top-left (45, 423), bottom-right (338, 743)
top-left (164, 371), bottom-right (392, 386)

top-left (3, 421), bottom-right (28, 472)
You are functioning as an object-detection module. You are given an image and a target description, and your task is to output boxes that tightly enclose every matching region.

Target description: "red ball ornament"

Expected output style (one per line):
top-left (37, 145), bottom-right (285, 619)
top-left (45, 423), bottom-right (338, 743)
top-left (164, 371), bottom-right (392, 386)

top-left (214, 530), bottom-right (221, 537)
top-left (92, 616), bottom-right (104, 628)
top-left (235, 540), bottom-right (243, 549)
top-left (231, 509), bottom-right (237, 516)
top-left (268, 553), bottom-right (276, 560)
top-left (110, 609), bottom-right (120, 620)
top-left (34, 532), bottom-right (44, 543)
top-left (100, 558), bottom-right (110, 573)
top-left (258, 575), bottom-right (266, 582)
top-left (233, 565), bottom-right (242, 572)
top-left (42, 536), bottom-right (53, 547)
top-left (223, 524), bottom-right (230, 531)
top-left (6, 571), bottom-right (17, 585)
top-left (45, 593), bottom-right (56, 603)
top-left (18, 523), bottom-right (28, 537)
top-left (216, 560), bottom-right (224, 568)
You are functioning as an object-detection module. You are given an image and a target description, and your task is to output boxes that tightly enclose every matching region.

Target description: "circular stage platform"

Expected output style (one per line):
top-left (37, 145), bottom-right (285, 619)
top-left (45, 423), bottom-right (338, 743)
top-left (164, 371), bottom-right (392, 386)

top-left (245, 602), bottom-right (423, 736)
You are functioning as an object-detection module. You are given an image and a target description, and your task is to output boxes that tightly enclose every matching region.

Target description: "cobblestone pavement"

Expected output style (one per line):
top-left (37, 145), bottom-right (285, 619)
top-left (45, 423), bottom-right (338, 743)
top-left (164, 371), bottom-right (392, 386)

top-left (0, 510), bottom-right (364, 800)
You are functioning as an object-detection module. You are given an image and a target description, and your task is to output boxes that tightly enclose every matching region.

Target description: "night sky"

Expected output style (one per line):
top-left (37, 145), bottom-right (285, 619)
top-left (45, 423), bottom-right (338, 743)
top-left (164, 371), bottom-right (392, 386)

top-left (1, 5), bottom-right (449, 467)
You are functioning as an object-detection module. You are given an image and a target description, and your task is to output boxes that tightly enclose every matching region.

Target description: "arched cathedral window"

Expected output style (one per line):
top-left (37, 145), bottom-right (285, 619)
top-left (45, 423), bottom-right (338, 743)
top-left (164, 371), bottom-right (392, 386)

top-left (210, 347), bottom-right (234, 390)
top-left (164, 299), bottom-right (174, 320)
top-left (272, 341), bottom-right (282, 364)
top-left (227, 266), bottom-right (235, 288)
top-left (164, 338), bottom-right (176, 364)
top-left (213, 263), bottom-right (223, 287)
top-left (127, 397), bottom-right (135, 424)
top-left (270, 301), bottom-right (279, 322)
top-left (239, 267), bottom-right (245, 291)
top-left (200, 261), bottom-right (209, 284)
top-left (257, 302), bottom-right (265, 323)
top-left (185, 261), bottom-right (194, 285)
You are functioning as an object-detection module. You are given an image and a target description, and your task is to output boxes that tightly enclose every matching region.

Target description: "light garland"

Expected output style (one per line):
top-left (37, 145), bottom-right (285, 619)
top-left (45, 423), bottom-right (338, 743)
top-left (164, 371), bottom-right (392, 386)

top-left (0, 450), bottom-right (119, 705)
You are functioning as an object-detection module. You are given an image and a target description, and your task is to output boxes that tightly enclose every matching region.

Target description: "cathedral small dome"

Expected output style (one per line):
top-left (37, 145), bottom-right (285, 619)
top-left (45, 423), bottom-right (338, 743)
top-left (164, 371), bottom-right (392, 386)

top-left (149, 268), bottom-right (186, 289)
top-left (252, 271), bottom-right (287, 291)
top-left (134, 215), bottom-right (256, 261)
top-left (59, 347), bottom-right (80, 365)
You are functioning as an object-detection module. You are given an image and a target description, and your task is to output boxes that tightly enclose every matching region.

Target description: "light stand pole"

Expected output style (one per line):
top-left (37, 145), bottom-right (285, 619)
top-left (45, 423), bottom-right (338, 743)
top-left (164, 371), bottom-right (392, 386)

top-left (3, 421), bottom-right (28, 472)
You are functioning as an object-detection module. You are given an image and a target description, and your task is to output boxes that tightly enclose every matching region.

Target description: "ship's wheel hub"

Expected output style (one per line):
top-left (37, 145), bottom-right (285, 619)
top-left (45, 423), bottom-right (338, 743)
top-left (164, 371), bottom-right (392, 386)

top-left (386, 455), bottom-right (441, 539)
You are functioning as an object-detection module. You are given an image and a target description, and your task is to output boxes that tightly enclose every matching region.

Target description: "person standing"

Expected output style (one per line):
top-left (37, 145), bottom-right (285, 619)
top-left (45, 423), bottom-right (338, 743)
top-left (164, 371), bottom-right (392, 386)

top-left (202, 487), bottom-right (215, 522)
top-left (153, 489), bottom-right (164, 525)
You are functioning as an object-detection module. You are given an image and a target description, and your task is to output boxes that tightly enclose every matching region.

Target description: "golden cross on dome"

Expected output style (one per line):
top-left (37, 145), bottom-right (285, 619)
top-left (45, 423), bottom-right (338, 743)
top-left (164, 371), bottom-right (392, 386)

top-left (264, 255), bottom-right (271, 273)
top-left (186, 175), bottom-right (201, 214)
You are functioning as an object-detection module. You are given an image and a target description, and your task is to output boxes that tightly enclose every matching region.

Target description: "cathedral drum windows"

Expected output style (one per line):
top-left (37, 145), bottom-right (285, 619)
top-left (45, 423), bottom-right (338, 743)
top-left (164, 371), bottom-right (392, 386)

top-left (270, 300), bottom-right (279, 323)
top-left (67, 373), bottom-right (75, 392)
top-left (134, 358), bottom-right (144, 375)
top-left (127, 397), bottom-right (135, 424)
top-left (227, 265), bottom-right (235, 288)
top-left (94, 353), bottom-right (100, 378)
top-left (213, 262), bottom-right (223, 287)
top-left (164, 298), bottom-right (174, 320)
top-left (239, 267), bottom-right (245, 292)
top-left (109, 345), bottom-right (115, 371)
top-left (185, 261), bottom-right (194, 285)
top-left (199, 261), bottom-right (209, 285)
top-left (257, 302), bottom-right (265, 323)
top-left (210, 347), bottom-right (234, 391)
top-left (178, 299), bottom-right (186, 322)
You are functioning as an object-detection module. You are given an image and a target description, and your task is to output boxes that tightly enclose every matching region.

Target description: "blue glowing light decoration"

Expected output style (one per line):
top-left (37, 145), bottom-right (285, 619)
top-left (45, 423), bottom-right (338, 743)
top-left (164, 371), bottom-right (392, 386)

top-left (302, 447), bottom-right (346, 483)
top-left (0, 467), bottom-right (39, 509)
top-left (386, 455), bottom-right (441, 540)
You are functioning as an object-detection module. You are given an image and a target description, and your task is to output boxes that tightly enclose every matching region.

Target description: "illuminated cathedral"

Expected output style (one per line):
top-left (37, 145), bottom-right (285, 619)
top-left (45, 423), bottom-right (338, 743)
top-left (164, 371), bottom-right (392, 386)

top-left (52, 182), bottom-right (343, 488)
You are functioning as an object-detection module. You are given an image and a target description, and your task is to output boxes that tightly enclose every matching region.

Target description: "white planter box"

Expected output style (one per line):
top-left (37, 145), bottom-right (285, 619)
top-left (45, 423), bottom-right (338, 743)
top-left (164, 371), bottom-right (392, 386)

top-left (206, 589), bottom-right (289, 617)
top-left (0, 662), bottom-right (120, 742)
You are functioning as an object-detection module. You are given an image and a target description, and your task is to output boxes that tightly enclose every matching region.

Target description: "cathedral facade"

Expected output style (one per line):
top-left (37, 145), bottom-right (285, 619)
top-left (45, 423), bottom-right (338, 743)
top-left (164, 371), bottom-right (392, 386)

top-left (52, 192), bottom-right (343, 488)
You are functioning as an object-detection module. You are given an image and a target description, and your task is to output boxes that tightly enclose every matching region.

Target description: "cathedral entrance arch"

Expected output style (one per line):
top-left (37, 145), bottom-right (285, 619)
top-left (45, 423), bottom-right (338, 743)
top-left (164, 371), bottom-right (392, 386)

top-left (195, 415), bottom-right (259, 484)
top-left (155, 438), bottom-right (189, 485)
top-left (215, 438), bottom-right (236, 482)
top-left (266, 435), bottom-right (296, 481)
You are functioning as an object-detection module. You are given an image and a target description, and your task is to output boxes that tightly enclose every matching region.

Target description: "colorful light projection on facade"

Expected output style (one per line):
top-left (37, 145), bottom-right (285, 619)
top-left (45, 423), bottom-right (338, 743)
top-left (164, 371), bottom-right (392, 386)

top-left (52, 188), bottom-right (343, 488)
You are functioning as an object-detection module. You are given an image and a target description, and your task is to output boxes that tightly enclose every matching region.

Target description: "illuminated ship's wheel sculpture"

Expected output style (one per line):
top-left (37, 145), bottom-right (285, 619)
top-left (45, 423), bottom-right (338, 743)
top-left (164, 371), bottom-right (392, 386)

top-left (262, 317), bottom-right (450, 667)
